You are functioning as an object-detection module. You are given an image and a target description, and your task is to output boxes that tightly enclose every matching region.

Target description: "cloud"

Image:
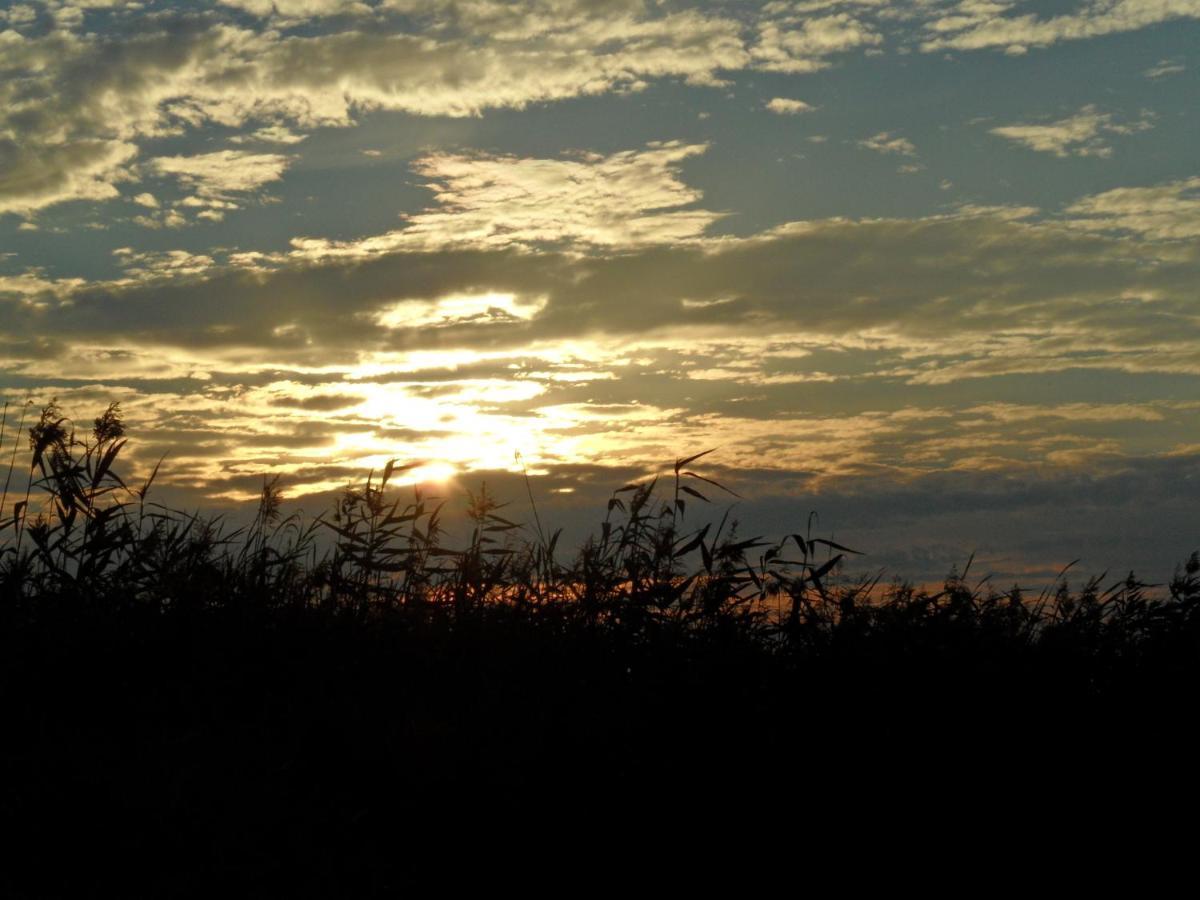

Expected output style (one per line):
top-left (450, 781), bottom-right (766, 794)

top-left (766, 97), bottom-right (816, 115)
top-left (5, 182), bottom-right (1199, 583)
top-left (753, 12), bottom-right (882, 73)
top-left (112, 247), bottom-right (218, 280)
top-left (5, 3), bottom-right (1050, 217)
top-left (151, 150), bottom-right (292, 199)
top-left (248, 8), bottom-right (752, 115)
top-left (8, 199), bottom-right (1199, 388)
top-left (1143, 58), bottom-right (1186, 79)
top-left (1064, 177), bottom-right (1200, 240)
top-left (270, 392), bottom-right (367, 411)
top-left (922, 0), bottom-right (1200, 55)
top-left (0, 21), bottom-right (262, 214)
top-left (0, 136), bottom-right (138, 215)
top-left (290, 141), bottom-right (721, 257)
top-left (858, 131), bottom-right (917, 156)
top-left (132, 209), bottom-right (189, 230)
top-left (988, 105), bottom-right (1154, 158)
top-left (0, 4), bottom-right (777, 214)
top-left (1, 0), bottom-right (1189, 215)
top-left (230, 125), bottom-right (309, 145)
top-left (135, 149), bottom-right (292, 225)
top-left (218, 0), bottom-right (370, 17)
top-left (1, 4), bottom-right (39, 28)
top-left (0, 269), bottom-right (86, 297)
top-left (6, 333), bottom-right (1197, 585)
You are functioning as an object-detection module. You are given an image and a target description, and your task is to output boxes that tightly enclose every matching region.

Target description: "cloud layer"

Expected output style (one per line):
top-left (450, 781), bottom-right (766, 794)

top-left (16, 0), bottom-right (1195, 216)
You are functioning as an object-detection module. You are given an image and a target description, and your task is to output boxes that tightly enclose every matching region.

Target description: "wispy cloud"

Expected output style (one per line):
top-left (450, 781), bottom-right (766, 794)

top-left (858, 132), bottom-right (917, 157)
top-left (151, 151), bottom-right (293, 198)
top-left (989, 105), bottom-right (1154, 157)
top-left (112, 247), bottom-right (218, 281)
top-left (218, 0), bottom-right (368, 17)
top-left (290, 141), bottom-right (721, 257)
top-left (0, 135), bottom-right (138, 215)
top-left (10, 2), bottom-right (1186, 219)
top-left (922, 0), bottom-right (1200, 55)
top-left (766, 97), bottom-right (816, 115)
top-left (1064, 177), bottom-right (1200, 240)
top-left (131, 150), bottom-right (293, 226)
top-left (1143, 58), bottom-right (1186, 79)
top-left (229, 125), bottom-right (309, 145)
top-left (9, 199), bottom-right (1199, 384)
top-left (753, 12), bottom-right (882, 72)
top-left (0, 5), bottom-right (755, 214)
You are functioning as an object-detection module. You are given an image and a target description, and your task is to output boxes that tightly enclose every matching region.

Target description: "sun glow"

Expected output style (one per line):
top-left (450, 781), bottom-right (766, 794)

top-left (309, 377), bottom-right (562, 478)
top-left (395, 461), bottom-right (458, 486)
top-left (143, 335), bottom-right (828, 504)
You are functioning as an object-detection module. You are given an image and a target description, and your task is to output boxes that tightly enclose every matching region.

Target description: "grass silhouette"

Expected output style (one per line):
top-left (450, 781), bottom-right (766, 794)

top-left (1, 400), bottom-right (1198, 891)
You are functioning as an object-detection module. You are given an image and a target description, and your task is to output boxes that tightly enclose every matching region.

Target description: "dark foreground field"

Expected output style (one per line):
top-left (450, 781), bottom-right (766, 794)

top-left (2, 403), bottom-right (1198, 892)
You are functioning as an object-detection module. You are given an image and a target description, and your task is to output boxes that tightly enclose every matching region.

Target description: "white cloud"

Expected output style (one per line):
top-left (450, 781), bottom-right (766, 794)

top-left (1143, 58), bottom-right (1186, 79)
top-left (291, 141), bottom-right (722, 257)
top-left (953, 203), bottom-right (1039, 221)
top-left (0, 136), bottom-right (138, 215)
top-left (143, 150), bottom-right (291, 224)
top-left (2, 2), bottom-right (959, 216)
top-left (989, 105), bottom-right (1154, 157)
top-left (16, 201), bottom-right (1198, 384)
top-left (151, 150), bottom-right (293, 198)
top-left (1, 0), bottom-right (1190, 217)
top-left (7, 183), bottom-right (1200, 546)
top-left (922, 0), bottom-right (1200, 54)
top-left (1064, 177), bottom-right (1200, 240)
top-left (766, 97), bottom-right (816, 115)
top-left (0, 269), bottom-right (84, 297)
top-left (112, 247), bottom-right (218, 281)
top-left (0, 5), bottom-right (772, 213)
top-left (0, 24), bottom-right (266, 213)
top-left (858, 131), bottom-right (917, 156)
top-left (230, 125), bottom-right (309, 145)
top-left (3, 4), bottom-right (39, 27)
top-left (218, 0), bottom-right (371, 17)
top-left (753, 12), bottom-right (882, 73)
top-left (132, 209), bottom-right (187, 230)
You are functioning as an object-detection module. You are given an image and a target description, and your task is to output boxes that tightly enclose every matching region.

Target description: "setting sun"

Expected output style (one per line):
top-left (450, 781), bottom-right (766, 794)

top-left (400, 461), bottom-right (458, 486)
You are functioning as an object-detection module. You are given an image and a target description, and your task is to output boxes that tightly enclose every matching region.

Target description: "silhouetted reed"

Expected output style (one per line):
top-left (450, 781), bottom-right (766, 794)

top-left (4, 401), bottom-right (1196, 645)
top-left (1, 401), bottom-right (1197, 892)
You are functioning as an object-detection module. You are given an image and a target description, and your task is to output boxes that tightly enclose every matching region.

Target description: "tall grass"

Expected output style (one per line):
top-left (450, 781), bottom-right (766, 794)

top-left (2, 400), bottom-right (1198, 891)
top-left (2, 400), bottom-right (1198, 644)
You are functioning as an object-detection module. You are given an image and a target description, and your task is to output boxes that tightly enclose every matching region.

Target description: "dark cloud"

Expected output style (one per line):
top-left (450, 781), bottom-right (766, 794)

top-left (270, 392), bottom-right (365, 411)
top-left (6, 215), bottom-right (1197, 375)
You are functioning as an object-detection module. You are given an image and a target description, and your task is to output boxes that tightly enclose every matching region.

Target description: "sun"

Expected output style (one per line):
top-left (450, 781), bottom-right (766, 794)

top-left (399, 461), bottom-right (458, 486)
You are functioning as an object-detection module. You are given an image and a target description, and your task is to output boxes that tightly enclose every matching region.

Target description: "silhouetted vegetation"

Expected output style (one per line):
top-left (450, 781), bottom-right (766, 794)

top-left (2, 401), bottom-right (1198, 893)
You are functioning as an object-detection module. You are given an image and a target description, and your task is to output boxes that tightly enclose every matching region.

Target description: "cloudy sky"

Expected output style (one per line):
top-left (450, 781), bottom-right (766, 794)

top-left (2, 0), bottom-right (1198, 583)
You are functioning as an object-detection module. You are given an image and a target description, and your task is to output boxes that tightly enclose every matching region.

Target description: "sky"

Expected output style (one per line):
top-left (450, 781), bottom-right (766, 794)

top-left (1, 0), bottom-right (1198, 584)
